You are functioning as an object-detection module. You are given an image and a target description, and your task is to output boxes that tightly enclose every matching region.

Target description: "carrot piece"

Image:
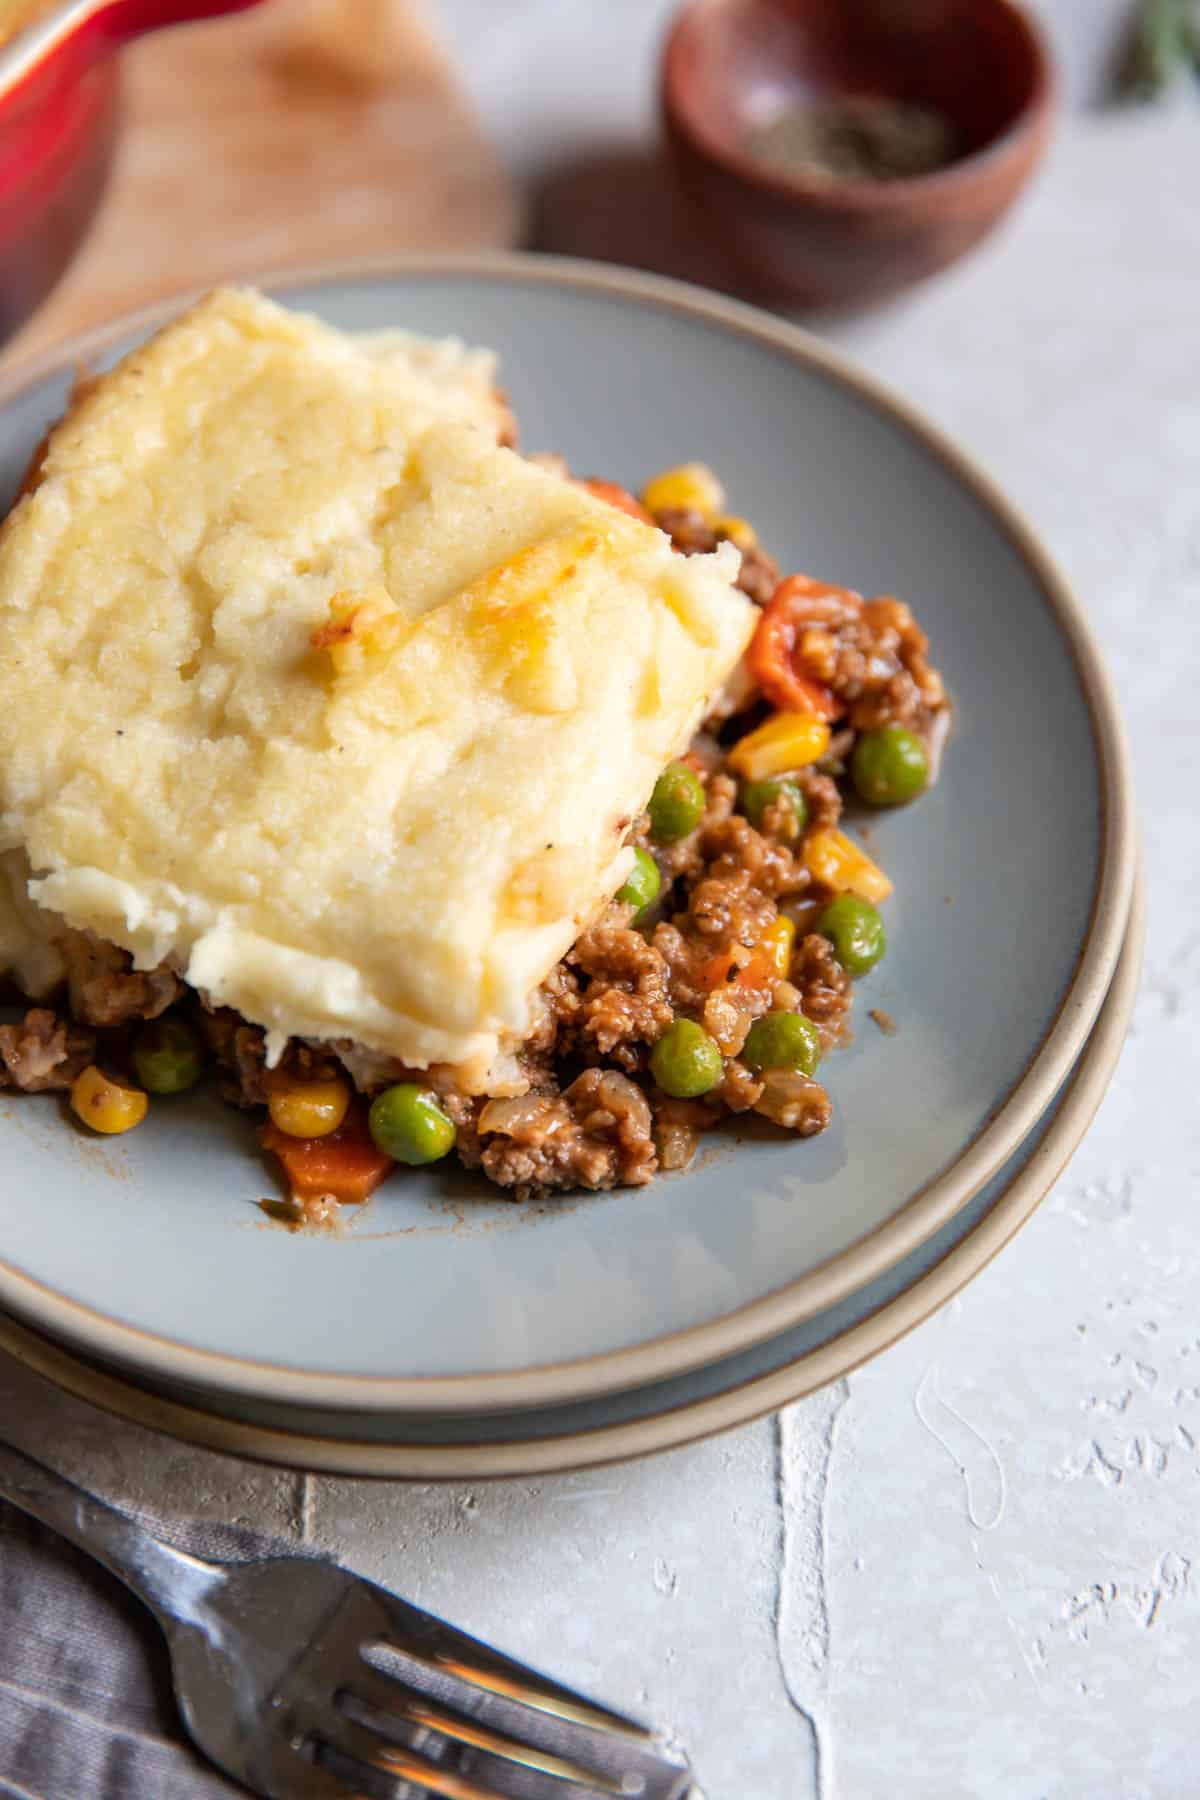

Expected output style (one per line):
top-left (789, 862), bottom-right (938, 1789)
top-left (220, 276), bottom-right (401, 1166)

top-left (261, 1104), bottom-right (394, 1205)
top-left (748, 573), bottom-right (855, 719)
top-left (577, 478), bottom-right (655, 525)
top-left (699, 946), bottom-right (774, 993)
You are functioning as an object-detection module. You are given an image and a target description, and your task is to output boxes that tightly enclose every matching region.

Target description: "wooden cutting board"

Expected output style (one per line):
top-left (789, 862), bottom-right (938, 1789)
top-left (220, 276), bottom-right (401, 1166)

top-left (20, 0), bottom-right (520, 355)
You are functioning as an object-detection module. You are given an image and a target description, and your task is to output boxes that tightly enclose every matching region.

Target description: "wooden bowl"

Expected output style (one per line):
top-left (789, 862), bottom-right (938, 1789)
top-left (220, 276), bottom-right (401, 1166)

top-left (661, 0), bottom-right (1055, 310)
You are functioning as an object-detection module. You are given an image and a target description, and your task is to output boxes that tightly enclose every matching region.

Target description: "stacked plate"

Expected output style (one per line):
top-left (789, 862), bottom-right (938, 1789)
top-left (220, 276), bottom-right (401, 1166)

top-left (0, 257), bottom-right (1138, 1476)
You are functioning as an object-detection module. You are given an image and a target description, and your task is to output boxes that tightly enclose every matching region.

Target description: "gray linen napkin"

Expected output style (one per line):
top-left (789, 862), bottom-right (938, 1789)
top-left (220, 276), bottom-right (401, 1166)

top-left (0, 1498), bottom-right (308, 1799)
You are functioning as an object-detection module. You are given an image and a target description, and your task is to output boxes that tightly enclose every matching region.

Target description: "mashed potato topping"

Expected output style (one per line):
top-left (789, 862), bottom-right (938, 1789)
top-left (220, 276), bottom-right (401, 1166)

top-left (0, 289), bottom-right (753, 1090)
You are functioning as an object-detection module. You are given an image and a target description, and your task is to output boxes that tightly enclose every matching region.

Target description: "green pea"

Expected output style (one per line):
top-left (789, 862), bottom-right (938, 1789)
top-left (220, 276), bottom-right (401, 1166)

top-left (132, 1016), bottom-right (203, 1095)
top-left (616, 846), bottom-right (662, 916)
top-left (818, 895), bottom-right (887, 976)
top-left (369, 1083), bottom-right (456, 1166)
top-left (741, 1011), bottom-right (821, 1077)
top-left (851, 724), bottom-right (929, 807)
top-left (648, 761), bottom-right (705, 843)
top-left (741, 777), bottom-right (808, 834)
top-left (649, 1018), bottom-right (724, 1098)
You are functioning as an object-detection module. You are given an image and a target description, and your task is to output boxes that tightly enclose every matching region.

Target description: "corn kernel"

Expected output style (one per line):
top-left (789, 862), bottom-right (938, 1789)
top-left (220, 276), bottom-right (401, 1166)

top-left (804, 830), bottom-right (893, 904)
top-left (760, 914), bottom-right (796, 978)
top-left (267, 1077), bottom-right (352, 1140)
top-left (640, 462), bottom-right (725, 519)
top-left (713, 514), bottom-right (758, 550)
top-left (728, 712), bottom-right (831, 781)
top-left (70, 1065), bottom-right (148, 1136)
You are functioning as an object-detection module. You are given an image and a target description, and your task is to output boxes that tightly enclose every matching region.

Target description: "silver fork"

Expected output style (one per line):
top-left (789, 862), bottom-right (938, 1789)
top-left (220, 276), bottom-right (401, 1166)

top-left (0, 1440), bottom-right (693, 1799)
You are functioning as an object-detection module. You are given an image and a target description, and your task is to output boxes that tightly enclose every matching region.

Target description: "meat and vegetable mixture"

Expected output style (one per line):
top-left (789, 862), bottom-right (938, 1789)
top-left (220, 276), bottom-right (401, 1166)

top-left (0, 459), bottom-right (949, 1220)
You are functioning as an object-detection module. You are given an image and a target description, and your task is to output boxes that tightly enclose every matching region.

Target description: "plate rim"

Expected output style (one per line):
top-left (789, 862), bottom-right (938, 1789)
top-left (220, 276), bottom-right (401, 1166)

top-left (0, 875), bottom-right (1144, 1476)
top-left (0, 250), bottom-right (1137, 1412)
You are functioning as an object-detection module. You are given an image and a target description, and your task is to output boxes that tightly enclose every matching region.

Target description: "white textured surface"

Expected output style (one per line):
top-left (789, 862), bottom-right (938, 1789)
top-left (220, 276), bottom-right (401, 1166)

top-left (3, 4), bottom-right (1197, 1795)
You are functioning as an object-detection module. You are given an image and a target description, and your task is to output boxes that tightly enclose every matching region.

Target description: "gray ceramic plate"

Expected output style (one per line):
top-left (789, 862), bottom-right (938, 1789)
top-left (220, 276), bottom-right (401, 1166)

top-left (0, 256), bottom-right (1135, 1414)
top-left (0, 879), bottom-right (1142, 1475)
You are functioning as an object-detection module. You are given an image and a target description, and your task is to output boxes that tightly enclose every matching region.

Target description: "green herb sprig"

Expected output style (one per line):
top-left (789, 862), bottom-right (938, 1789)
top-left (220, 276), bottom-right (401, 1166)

top-left (1118, 0), bottom-right (1200, 99)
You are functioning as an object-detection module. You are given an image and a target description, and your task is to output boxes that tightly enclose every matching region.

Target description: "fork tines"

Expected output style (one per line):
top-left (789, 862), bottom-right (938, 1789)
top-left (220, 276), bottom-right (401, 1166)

top-left (286, 1577), bottom-right (692, 1800)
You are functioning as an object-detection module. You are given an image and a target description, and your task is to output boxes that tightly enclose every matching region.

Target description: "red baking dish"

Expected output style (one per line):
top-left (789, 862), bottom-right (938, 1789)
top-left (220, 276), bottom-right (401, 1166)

top-left (0, 0), bottom-right (265, 344)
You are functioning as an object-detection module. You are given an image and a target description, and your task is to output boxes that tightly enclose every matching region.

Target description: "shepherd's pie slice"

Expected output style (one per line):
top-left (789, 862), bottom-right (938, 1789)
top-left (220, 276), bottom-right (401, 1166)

top-left (0, 289), bottom-right (754, 1090)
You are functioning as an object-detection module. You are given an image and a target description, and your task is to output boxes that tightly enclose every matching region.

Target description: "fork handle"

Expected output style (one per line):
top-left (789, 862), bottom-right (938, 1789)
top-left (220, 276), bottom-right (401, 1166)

top-left (0, 1437), bottom-right (217, 1615)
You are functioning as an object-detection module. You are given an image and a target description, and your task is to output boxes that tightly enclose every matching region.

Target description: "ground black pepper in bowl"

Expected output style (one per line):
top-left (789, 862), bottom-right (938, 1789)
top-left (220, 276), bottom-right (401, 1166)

top-left (745, 96), bottom-right (959, 184)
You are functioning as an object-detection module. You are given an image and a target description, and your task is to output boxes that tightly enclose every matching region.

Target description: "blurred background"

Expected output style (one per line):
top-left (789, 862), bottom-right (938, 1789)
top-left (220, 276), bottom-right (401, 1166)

top-left (1, 0), bottom-right (1193, 357)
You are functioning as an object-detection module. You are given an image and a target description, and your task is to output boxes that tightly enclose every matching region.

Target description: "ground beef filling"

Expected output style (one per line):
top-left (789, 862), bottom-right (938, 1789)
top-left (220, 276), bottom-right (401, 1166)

top-left (0, 735), bottom-right (860, 1196)
top-left (60, 935), bottom-right (181, 1030)
top-left (159, 745), bottom-right (856, 1197)
top-left (367, 759), bottom-right (854, 1198)
top-left (654, 506), bottom-right (781, 606)
top-left (0, 1008), bottom-right (95, 1093)
top-left (465, 1070), bottom-right (658, 1195)
top-left (0, 503), bottom-right (947, 1204)
top-left (658, 497), bottom-right (945, 742)
top-left (771, 585), bottom-right (945, 738)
